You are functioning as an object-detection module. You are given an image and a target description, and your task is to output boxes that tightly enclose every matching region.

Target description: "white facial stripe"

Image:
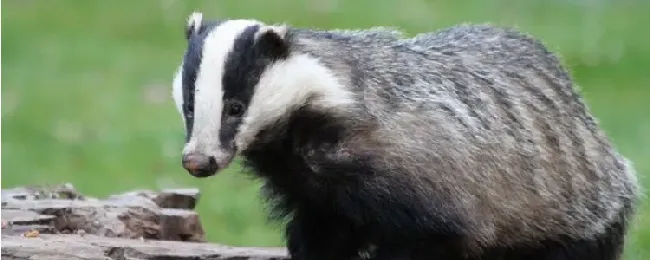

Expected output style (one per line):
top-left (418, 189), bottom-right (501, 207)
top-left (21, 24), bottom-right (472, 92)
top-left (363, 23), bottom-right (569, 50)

top-left (172, 64), bottom-right (184, 121)
top-left (235, 53), bottom-right (356, 152)
top-left (185, 19), bottom-right (263, 164)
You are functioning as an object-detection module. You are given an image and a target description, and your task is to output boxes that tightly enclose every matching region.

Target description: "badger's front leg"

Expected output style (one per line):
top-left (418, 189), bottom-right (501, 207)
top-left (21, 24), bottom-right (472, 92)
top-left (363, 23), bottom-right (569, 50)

top-left (286, 211), bottom-right (364, 260)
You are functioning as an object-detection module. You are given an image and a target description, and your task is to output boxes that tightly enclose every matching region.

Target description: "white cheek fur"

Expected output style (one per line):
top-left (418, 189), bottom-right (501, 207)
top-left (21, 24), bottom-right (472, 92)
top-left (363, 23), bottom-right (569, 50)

top-left (172, 64), bottom-right (185, 119)
top-left (235, 53), bottom-right (356, 152)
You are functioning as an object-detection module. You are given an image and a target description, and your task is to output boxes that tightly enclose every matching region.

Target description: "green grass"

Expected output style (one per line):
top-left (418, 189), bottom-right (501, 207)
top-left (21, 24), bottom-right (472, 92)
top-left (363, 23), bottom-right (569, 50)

top-left (2, 0), bottom-right (649, 258)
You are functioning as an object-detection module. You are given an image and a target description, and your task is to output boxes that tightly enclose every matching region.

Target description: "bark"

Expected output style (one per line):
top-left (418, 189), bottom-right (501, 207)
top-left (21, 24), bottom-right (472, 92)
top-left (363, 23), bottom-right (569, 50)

top-left (1, 183), bottom-right (289, 260)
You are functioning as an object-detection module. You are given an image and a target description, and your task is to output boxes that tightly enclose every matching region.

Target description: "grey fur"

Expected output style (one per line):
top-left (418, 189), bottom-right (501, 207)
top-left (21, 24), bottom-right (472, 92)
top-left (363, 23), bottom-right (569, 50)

top-left (175, 18), bottom-right (641, 258)
top-left (283, 23), bottom-right (640, 249)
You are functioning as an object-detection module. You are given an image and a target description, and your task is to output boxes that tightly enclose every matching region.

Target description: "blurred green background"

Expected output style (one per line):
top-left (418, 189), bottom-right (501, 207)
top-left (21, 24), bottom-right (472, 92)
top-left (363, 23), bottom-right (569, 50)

top-left (2, 0), bottom-right (648, 258)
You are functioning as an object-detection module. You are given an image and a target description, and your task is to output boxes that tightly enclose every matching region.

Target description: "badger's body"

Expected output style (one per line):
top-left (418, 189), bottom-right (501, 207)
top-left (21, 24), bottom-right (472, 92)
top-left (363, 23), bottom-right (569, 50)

top-left (172, 13), bottom-right (639, 260)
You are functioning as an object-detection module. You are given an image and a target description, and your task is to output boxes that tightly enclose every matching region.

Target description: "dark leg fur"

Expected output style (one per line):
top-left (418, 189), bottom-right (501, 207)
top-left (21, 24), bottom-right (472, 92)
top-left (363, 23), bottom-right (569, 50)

top-left (364, 217), bottom-right (627, 260)
top-left (284, 211), bottom-right (626, 260)
top-left (284, 209), bottom-right (627, 260)
top-left (286, 210), bottom-right (365, 260)
top-left (368, 236), bottom-right (471, 260)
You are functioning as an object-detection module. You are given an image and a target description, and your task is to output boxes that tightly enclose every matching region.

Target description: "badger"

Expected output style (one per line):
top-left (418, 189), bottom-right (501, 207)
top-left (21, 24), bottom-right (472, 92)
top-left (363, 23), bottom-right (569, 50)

top-left (171, 12), bottom-right (639, 260)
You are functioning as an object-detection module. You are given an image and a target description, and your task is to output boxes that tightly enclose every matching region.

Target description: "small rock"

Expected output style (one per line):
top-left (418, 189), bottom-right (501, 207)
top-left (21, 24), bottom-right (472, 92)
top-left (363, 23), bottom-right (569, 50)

top-left (23, 229), bottom-right (40, 238)
top-left (154, 188), bottom-right (200, 209)
top-left (159, 208), bottom-right (205, 242)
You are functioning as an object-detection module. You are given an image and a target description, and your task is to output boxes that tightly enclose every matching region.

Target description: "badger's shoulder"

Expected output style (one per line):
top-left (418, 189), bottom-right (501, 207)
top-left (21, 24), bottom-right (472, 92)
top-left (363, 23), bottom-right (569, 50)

top-left (291, 26), bottom-right (406, 48)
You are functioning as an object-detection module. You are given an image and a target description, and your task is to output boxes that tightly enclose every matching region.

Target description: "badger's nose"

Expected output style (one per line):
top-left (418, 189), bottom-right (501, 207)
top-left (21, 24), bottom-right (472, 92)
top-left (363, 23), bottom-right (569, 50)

top-left (182, 153), bottom-right (218, 178)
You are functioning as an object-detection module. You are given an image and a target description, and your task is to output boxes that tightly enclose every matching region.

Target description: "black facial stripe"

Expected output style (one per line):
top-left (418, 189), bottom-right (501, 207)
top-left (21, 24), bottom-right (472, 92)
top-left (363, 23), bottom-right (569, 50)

top-left (181, 20), bottom-right (222, 143)
top-left (218, 25), bottom-right (262, 147)
top-left (219, 24), bottom-right (291, 149)
top-left (222, 25), bottom-right (262, 107)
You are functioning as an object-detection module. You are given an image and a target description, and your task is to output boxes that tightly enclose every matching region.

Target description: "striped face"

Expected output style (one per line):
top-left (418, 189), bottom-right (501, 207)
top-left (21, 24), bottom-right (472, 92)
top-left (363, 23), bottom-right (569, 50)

top-left (172, 13), bottom-right (355, 178)
top-left (171, 13), bottom-right (293, 177)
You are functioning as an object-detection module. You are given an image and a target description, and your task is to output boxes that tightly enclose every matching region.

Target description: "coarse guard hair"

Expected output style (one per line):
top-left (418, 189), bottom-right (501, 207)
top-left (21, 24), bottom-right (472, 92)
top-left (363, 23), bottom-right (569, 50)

top-left (171, 12), bottom-right (640, 260)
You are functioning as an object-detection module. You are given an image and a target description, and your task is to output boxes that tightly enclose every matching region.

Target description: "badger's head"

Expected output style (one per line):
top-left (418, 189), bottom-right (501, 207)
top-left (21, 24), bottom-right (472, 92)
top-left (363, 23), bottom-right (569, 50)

top-left (172, 12), bottom-right (355, 178)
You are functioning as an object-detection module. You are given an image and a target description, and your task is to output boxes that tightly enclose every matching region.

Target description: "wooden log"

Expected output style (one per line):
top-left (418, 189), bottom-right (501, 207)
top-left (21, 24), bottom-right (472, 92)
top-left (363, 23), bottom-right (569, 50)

top-left (1, 184), bottom-right (205, 241)
top-left (0, 184), bottom-right (290, 259)
top-left (1, 234), bottom-right (288, 260)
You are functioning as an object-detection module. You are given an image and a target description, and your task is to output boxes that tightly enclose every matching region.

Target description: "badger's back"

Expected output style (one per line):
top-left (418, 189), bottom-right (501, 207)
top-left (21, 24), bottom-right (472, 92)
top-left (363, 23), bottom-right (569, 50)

top-left (289, 24), bottom-right (639, 249)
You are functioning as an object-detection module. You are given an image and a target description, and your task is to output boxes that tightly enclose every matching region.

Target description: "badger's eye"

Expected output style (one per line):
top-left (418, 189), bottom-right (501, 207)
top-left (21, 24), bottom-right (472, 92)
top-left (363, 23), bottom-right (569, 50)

top-left (226, 101), bottom-right (244, 117)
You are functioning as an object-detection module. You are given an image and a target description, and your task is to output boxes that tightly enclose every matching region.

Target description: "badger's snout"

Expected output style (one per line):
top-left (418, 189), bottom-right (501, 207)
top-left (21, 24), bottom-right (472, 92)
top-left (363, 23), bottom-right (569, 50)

top-left (182, 152), bottom-right (219, 178)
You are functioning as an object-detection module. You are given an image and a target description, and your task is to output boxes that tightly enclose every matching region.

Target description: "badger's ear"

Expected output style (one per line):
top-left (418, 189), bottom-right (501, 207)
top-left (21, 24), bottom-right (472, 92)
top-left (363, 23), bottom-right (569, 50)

top-left (185, 12), bottom-right (203, 40)
top-left (254, 25), bottom-right (291, 60)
